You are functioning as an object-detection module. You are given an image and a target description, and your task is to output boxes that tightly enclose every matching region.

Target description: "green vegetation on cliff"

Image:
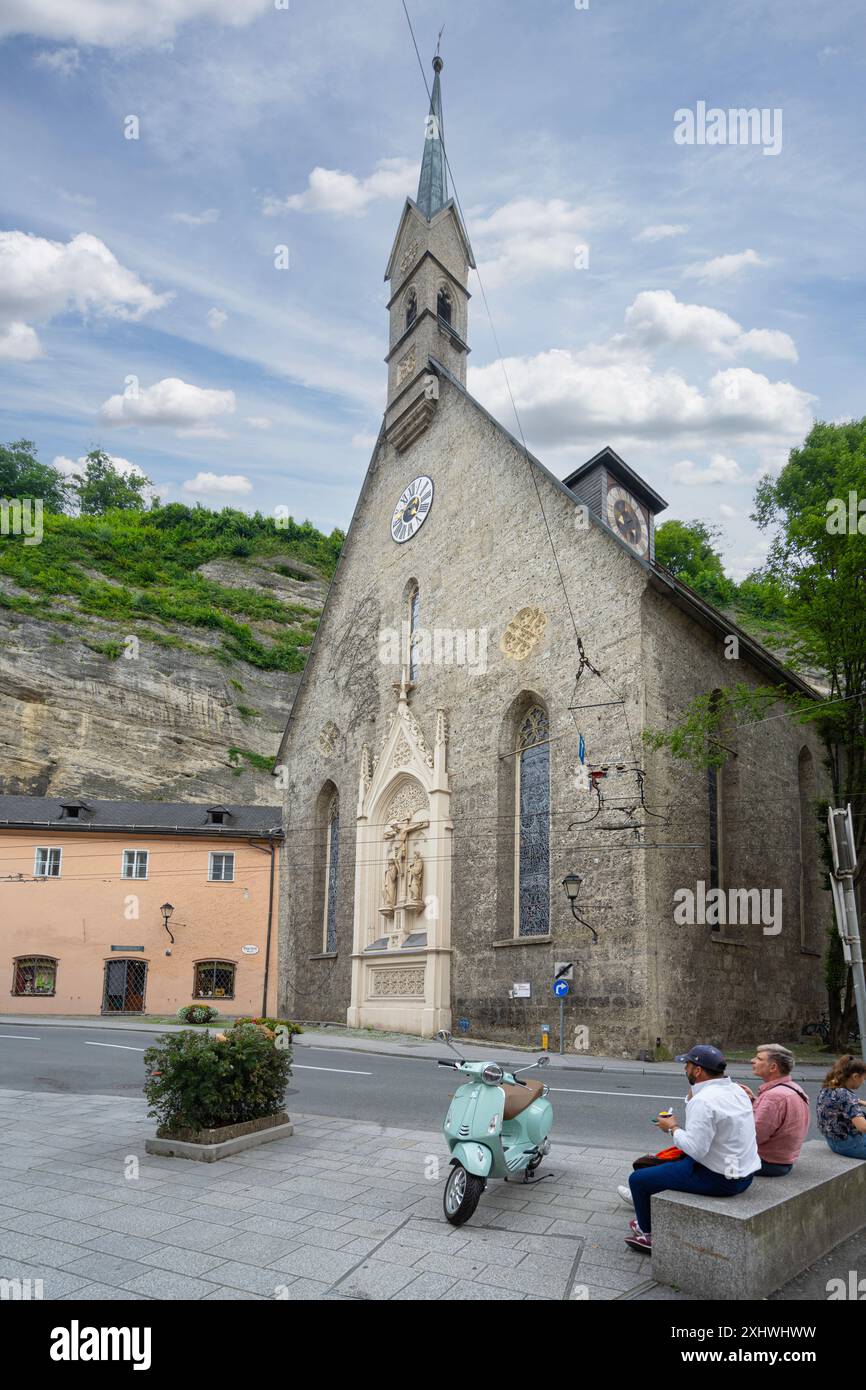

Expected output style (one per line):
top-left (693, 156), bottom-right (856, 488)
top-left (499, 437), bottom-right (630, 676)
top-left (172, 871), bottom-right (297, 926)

top-left (0, 480), bottom-right (343, 672)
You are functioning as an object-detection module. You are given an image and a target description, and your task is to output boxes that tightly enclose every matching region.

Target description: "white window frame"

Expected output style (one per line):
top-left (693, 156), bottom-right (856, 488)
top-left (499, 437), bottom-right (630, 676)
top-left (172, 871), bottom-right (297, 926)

top-left (34, 847), bottom-right (62, 878)
top-left (209, 851), bottom-right (235, 883)
top-left (121, 849), bottom-right (149, 880)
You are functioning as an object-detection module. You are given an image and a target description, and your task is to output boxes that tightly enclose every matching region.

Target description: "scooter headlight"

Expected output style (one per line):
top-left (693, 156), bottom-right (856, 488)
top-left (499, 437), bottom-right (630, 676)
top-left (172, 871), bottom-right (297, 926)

top-left (481, 1063), bottom-right (503, 1085)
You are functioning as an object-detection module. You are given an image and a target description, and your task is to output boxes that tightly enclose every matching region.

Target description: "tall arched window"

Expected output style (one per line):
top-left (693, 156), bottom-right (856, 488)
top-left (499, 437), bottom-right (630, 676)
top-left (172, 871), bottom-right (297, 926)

top-left (324, 792), bottom-right (339, 952)
top-left (437, 286), bottom-right (452, 325)
top-left (405, 290), bottom-right (417, 330)
top-left (406, 581), bottom-right (420, 682)
top-left (516, 706), bottom-right (550, 936)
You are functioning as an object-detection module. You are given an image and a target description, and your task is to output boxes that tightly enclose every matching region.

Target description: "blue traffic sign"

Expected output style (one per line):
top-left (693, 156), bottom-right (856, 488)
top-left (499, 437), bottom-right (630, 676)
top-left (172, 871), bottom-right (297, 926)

top-left (553, 980), bottom-right (570, 998)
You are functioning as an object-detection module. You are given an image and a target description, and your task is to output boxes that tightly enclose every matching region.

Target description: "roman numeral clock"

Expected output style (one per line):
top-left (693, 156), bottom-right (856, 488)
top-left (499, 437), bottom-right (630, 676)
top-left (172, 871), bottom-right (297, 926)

top-left (390, 475), bottom-right (434, 544)
top-left (606, 483), bottom-right (649, 557)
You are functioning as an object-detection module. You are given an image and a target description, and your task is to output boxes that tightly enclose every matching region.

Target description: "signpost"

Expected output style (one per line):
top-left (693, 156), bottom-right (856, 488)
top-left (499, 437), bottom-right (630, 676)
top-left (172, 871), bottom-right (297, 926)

top-left (828, 806), bottom-right (866, 1046)
top-left (553, 978), bottom-right (570, 1054)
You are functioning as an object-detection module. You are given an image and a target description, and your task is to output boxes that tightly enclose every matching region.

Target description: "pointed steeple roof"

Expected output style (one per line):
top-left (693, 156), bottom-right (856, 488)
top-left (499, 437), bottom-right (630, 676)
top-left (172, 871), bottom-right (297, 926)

top-left (416, 55), bottom-right (448, 218)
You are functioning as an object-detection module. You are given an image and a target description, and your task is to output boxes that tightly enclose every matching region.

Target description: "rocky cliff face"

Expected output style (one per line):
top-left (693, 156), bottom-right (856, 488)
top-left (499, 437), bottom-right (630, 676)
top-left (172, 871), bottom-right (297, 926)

top-left (0, 555), bottom-right (327, 804)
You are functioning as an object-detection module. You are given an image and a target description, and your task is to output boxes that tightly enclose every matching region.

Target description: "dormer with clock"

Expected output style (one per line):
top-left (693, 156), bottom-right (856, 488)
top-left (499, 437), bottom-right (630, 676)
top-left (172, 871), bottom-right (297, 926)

top-left (563, 446), bottom-right (667, 561)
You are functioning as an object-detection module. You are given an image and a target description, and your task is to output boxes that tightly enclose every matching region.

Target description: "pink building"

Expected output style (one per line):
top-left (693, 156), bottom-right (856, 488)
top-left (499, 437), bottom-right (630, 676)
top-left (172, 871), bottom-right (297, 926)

top-left (0, 796), bottom-right (282, 1019)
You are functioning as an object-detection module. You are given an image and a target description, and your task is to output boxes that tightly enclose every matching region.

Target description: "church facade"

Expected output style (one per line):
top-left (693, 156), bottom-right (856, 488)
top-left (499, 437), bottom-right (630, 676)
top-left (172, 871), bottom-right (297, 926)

top-left (276, 59), bottom-right (827, 1056)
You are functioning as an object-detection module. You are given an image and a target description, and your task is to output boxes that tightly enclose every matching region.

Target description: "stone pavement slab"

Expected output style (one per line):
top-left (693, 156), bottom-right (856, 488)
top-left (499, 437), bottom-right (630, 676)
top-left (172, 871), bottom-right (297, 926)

top-left (1, 1086), bottom-right (859, 1302)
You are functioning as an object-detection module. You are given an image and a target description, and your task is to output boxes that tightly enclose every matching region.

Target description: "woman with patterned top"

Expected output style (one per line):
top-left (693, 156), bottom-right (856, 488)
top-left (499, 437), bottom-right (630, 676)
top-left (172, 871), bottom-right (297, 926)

top-left (816, 1055), bottom-right (866, 1159)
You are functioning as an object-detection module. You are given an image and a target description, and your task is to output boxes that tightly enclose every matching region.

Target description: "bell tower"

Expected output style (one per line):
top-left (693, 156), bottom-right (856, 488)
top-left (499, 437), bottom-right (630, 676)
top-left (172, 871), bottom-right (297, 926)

top-left (383, 55), bottom-right (475, 451)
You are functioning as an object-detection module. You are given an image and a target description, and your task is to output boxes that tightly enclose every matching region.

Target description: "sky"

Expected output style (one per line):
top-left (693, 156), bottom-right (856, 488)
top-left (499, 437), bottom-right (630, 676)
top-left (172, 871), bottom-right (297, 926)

top-left (1, 0), bottom-right (864, 578)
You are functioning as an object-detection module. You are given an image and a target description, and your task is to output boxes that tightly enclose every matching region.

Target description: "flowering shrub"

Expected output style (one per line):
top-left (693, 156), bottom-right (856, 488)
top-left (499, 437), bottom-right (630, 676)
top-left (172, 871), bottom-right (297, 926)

top-left (144, 1025), bottom-right (291, 1133)
top-left (176, 1004), bottom-right (219, 1024)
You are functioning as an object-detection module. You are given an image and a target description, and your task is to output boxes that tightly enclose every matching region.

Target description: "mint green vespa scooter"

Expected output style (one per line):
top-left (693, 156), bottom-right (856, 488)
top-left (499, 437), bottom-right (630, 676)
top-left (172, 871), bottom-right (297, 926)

top-left (436, 1030), bottom-right (553, 1226)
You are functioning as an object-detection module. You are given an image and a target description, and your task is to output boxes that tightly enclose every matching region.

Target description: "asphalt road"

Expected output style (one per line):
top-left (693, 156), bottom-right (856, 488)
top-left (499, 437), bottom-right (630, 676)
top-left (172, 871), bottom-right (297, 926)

top-left (0, 1024), bottom-right (825, 1151)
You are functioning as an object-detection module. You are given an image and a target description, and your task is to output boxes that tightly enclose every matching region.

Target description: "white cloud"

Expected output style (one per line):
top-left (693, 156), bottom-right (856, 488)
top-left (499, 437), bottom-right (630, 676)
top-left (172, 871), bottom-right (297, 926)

top-left (719, 503), bottom-right (737, 517)
top-left (0, 320), bottom-right (41, 361)
top-left (469, 351), bottom-right (814, 450)
top-left (472, 199), bottom-right (589, 288)
top-left (246, 416), bottom-right (272, 430)
top-left (0, 230), bottom-right (171, 359)
top-left (624, 290), bottom-right (797, 361)
top-left (671, 453), bottom-right (743, 485)
top-left (264, 158), bottom-right (417, 216)
top-left (99, 377), bottom-right (236, 432)
top-left (183, 472), bottom-right (253, 495)
top-left (351, 432), bottom-right (377, 450)
top-left (170, 209), bottom-right (220, 227)
top-left (0, 0), bottom-right (272, 47)
top-left (53, 452), bottom-right (145, 478)
top-left (34, 46), bottom-right (80, 75)
top-left (206, 307), bottom-right (227, 332)
top-left (683, 249), bottom-right (766, 283)
top-left (635, 224), bottom-right (688, 242)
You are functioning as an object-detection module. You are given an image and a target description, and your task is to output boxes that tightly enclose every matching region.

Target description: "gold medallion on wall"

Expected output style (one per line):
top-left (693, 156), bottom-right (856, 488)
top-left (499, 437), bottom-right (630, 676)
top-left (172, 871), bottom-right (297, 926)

top-left (500, 606), bottom-right (548, 661)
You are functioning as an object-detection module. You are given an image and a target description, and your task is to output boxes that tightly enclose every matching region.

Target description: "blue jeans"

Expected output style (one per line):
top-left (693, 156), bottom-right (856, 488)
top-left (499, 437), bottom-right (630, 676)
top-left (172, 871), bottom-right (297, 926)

top-left (826, 1132), bottom-right (866, 1159)
top-left (628, 1156), bottom-right (754, 1233)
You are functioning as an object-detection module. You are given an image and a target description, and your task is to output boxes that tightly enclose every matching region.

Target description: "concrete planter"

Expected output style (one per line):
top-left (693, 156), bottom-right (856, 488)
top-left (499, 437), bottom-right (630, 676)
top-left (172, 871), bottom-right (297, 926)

top-left (145, 1110), bottom-right (292, 1162)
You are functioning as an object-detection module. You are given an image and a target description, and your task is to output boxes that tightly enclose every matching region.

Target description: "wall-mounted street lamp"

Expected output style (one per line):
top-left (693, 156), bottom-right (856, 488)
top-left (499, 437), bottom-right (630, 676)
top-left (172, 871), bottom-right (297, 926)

top-left (561, 874), bottom-right (598, 943)
top-left (161, 902), bottom-right (175, 945)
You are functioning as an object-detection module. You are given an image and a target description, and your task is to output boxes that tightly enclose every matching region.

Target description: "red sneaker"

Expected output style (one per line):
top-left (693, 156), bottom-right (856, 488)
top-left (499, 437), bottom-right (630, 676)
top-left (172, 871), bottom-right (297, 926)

top-left (625, 1231), bottom-right (652, 1253)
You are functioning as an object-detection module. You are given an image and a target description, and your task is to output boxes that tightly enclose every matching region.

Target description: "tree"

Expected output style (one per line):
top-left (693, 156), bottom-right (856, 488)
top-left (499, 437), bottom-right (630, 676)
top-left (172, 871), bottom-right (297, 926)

top-left (71, 450), bottom-right (153, 514)
top-left (0, 439), bottom-right (70, 513)
top-left (753, 418), bottom-right (866, 1048)
top-left (654, 519), bottom-right (737, 608)
top-left (646, 420), bottom-right (866, 1050)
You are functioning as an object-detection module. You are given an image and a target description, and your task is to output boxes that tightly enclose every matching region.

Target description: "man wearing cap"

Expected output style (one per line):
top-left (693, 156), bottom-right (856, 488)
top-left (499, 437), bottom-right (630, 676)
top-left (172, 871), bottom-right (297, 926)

top-left (621, 1044), bottom-right (760, 1253)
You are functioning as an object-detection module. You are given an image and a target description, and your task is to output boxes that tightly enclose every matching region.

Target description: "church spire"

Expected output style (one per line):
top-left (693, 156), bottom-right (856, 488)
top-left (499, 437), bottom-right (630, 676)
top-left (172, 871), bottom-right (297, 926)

top-left (416, 55), bottom-right (448, 218)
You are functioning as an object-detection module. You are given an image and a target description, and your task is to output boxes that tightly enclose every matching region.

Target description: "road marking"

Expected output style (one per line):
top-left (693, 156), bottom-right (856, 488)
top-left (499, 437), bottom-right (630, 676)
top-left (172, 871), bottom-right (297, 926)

top-left (549, 1087), bottom-right (683, 1100)
top-left (0, 1034), bottom-right (40, 1040)
top-left (293, 1063), bottom-right (372, 1076)
top-left (83, 1041), bottom-right (146, 1052)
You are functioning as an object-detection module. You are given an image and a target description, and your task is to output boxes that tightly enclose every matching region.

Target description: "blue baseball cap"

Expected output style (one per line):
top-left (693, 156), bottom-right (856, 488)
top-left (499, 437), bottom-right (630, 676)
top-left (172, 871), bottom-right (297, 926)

top-left (675, 1044), bottom-right (727, 1071)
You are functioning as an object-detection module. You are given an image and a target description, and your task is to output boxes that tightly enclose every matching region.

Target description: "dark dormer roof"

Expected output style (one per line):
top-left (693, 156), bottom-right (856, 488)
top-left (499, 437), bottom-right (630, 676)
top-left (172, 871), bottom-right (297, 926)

top-left (563, 447), bottom-right (668, 516)
top-left (0, 797), bottom-right (282, 840)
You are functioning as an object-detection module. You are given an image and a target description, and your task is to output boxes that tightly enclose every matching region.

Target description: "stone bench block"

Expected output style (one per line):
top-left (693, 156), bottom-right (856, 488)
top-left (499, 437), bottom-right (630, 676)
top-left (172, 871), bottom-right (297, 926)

top-left (651, 1141), bottom-right (866, 1299)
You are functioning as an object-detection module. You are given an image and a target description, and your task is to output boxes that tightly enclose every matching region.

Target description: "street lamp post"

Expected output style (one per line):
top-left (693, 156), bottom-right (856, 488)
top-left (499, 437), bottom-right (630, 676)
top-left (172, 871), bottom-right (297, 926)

top-left (161, 902), bottom-right (175, 946)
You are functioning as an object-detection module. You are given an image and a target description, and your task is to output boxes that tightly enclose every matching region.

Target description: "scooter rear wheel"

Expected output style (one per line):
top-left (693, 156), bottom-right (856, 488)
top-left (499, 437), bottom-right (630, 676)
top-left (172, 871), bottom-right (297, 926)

top-left (443, 1162), bottom-right (484, 1226)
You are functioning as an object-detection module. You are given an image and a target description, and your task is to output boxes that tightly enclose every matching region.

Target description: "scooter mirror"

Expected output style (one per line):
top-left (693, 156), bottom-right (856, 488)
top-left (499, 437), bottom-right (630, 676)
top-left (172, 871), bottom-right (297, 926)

top-left (537, 1055), bottom-right (550, 1067)
top-left (436, 1030), bottom-right (453, 1043)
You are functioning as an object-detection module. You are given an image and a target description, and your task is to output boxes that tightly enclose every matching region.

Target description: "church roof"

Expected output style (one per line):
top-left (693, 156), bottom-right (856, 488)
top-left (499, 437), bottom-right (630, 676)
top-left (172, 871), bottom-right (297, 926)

top-left (416, 55), bottom-right (448, 218)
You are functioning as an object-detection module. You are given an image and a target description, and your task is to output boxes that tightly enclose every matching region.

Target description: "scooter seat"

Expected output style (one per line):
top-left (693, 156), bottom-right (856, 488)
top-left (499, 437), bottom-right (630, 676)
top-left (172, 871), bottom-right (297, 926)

top-left (501, 1078), bottom-right (545, 1120)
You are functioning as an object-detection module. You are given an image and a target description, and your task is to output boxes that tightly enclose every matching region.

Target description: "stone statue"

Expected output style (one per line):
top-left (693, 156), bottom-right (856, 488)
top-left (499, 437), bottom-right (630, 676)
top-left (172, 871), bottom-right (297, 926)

top-left (407, 848), bottom-right (424, 904)
top-left (383, 853), bottom-right (399, 910)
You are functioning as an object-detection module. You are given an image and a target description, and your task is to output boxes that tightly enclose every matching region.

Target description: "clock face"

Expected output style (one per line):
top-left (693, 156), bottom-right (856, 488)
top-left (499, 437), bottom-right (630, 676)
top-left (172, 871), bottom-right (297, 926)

top-left (391, 475), bottom-right (434, 544)
top-left (607, 485), bottom-right (649, 556)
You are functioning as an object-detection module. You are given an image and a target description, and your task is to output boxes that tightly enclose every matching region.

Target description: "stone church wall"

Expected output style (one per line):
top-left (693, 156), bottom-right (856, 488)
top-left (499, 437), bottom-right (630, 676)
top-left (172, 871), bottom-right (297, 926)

top-left (641, 587), bottom-right (828, 1053)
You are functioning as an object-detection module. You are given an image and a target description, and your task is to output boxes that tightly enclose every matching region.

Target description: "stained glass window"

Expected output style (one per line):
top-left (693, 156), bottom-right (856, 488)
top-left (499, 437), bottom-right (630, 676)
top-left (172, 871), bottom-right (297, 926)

top-left (408, 584), bottom-right (420, 682)
top-left (325, 794), bottom-right (339, 952)
top-left (517, 707), bottom-right (550, 937)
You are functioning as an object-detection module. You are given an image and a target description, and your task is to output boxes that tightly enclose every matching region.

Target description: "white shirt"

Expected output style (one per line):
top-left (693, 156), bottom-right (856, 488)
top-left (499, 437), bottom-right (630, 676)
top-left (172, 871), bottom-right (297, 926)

top-left (672, 1076), bottom-right (761, 1178)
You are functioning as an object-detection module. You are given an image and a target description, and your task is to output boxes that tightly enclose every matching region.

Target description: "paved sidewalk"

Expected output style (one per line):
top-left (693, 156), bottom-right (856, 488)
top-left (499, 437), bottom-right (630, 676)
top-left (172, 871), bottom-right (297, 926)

top-left (0, 1088), bottom-right (656, 1301)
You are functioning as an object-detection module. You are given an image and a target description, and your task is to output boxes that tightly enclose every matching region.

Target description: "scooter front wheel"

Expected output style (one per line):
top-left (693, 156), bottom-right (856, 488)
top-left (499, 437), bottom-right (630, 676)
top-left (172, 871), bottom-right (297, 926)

top-left (443, 1162), bottom-right (485, 1226)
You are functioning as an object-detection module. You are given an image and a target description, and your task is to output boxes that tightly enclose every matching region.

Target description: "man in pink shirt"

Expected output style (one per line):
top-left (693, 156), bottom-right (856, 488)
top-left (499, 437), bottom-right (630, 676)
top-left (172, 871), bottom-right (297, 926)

top-left (738, 1043), bottom-right (810, 1176)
